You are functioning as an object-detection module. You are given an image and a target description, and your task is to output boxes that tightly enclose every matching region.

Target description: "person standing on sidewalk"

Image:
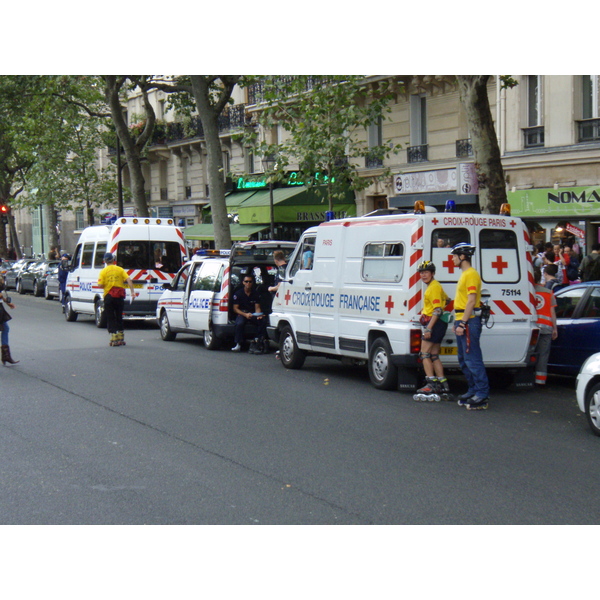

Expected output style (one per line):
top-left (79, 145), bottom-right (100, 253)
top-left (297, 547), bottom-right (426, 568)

top-left (97, 252), bottom-right (136, 347)
top-left (450, 242), bottom-right (490, 410)
top-left (533, 267), bottom-right (558, 387)
top-left (0, 275), bottom-right (18, 365)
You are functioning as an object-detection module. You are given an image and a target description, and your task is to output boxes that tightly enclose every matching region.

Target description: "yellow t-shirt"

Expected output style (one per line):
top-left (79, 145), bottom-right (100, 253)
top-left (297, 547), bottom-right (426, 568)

top-left (98, 264), bottom-right (129, 297)
top-left (454, 267), bottom-right (481, 317)
top-left (423, 279), bottom-right (448, 317)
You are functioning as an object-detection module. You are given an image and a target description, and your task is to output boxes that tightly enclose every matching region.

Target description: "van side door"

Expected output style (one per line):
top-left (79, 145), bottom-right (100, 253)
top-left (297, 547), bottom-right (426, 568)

top-left (186, 260), bottom-right (223, 333)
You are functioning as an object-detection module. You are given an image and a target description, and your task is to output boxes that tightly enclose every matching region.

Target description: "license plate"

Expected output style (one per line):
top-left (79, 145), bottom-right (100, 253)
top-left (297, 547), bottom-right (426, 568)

top-left (440, 346), bottom-right (457, 355)
top-left (133, 282), bottom-right (145, 288)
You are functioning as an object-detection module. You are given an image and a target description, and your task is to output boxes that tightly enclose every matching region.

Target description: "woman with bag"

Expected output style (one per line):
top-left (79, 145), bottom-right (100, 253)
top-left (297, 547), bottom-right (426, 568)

top-left (0, 276), bottom-right (19, 365)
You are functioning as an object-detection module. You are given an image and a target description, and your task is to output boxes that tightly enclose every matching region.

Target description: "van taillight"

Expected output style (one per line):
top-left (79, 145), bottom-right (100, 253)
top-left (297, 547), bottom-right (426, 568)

top-left (410, 329), bottom-right (422, 354)
top-left (219, 298), bottom-right (229, 312)
top-left (530, 328), bottom-right (539, 348)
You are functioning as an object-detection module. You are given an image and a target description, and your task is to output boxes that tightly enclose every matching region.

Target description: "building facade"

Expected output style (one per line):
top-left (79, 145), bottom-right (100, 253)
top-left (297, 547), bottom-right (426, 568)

top-left (15, 76), bottom-right (600, 257)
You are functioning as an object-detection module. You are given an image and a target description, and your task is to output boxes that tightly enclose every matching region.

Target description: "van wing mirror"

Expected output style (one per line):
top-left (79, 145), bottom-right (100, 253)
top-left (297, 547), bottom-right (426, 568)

top-left (162, 282), bottom-right (173, 291)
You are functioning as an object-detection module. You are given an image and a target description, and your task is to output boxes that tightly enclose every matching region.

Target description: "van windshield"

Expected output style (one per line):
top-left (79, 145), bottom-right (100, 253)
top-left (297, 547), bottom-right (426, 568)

top-left (117, 241), bottom-right (182, 273)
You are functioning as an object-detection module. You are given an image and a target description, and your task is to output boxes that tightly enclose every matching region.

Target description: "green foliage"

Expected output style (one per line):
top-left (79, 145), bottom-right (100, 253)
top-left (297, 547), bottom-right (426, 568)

top-left (243, 76), bottom-right (401, 209)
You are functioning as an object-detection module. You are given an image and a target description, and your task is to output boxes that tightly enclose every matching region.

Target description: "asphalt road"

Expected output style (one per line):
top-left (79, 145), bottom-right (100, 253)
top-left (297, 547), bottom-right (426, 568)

top-left (1, 292), bottom-right (598, 525)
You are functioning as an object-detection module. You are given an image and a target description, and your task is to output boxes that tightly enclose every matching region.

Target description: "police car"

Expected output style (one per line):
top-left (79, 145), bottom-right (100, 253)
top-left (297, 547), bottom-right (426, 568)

top-left (156, 241), bottom-right (296, 349)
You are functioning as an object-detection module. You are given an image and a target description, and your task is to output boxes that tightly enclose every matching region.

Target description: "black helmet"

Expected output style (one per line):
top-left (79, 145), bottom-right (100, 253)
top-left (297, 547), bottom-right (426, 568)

top-left (450, 242), bottom-right (476, 256)
top-left (417, 260), bottom-right (436, 273)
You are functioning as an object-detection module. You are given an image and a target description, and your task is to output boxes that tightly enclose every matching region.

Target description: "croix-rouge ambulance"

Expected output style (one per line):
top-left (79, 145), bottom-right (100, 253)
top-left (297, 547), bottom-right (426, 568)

top-left (64, 217), bottom-right (187, 327)
top-left (267, 206), bottom-right (540, 392)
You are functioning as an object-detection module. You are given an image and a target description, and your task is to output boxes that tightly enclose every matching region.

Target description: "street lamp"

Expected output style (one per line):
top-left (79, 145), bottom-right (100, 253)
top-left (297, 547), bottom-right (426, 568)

top-left (262, 156), bottom-right (277, 240)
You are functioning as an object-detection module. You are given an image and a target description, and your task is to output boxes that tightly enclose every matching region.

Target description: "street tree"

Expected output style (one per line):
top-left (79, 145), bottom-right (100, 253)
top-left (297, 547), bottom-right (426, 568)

top-left (456, 75), bottom-right (517, 214)
top-left (245, 76), bottom-right (401, 214)
top-left (149, 76), bottom-right (241, 250)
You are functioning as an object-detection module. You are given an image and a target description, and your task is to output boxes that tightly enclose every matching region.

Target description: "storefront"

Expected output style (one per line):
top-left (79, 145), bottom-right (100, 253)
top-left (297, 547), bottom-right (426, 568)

top-left (388, 164), bottom-right (480, 213)
top-left (508, 186), bottom-right (600, 254)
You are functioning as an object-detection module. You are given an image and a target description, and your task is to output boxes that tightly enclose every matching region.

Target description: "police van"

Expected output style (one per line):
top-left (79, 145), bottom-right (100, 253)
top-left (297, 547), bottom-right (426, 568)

top-left (267, 205), bottom-right (540, 391)
top-left (65, 217), bottom-right (187, 326)
top-left (156, 241), bottom-right (296, 349)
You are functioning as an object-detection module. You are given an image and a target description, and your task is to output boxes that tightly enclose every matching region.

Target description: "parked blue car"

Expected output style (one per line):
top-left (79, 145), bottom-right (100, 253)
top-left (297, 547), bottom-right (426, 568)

top-left (548, 282), bottom-right (600, 375)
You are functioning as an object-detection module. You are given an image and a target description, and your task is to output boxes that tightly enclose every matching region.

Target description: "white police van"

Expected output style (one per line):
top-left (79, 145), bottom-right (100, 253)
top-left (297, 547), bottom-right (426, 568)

top-left (156, 241), bottom-right (296, 349)
top-left (65, 217), bottom-right (187, 327)
top-left (268, 204), bottom-right (540, 391)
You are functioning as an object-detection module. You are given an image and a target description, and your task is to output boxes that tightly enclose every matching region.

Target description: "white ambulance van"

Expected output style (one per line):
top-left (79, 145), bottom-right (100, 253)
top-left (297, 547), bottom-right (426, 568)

top-left (64, 217), bottom-right (187, 327)
top-left (267, 207), bottom-right (540, 392)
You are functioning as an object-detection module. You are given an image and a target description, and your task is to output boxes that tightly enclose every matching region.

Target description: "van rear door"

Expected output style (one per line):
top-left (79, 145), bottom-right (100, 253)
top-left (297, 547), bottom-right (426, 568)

top-left (186, 260), bottom-right (222, 333)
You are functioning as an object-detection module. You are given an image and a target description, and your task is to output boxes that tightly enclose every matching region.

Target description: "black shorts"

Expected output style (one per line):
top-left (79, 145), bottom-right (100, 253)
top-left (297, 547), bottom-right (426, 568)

top-left (428, 318), bottom-right (448, 344)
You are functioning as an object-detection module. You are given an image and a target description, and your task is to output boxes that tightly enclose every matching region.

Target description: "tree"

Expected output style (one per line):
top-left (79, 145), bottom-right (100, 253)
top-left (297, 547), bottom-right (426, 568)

top-left (456, 76), bottom-right (514, 215)
top-left (103, 76), bottom-right (156, 218)
top-left (245, 76), bottom-right (401, 213)
top-left (149, 76), bottom-right (241, 250)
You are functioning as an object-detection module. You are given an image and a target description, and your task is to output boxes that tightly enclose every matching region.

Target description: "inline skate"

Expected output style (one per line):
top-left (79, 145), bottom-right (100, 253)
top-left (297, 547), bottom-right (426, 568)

top-left (413, 377), bottom-right (441, 402)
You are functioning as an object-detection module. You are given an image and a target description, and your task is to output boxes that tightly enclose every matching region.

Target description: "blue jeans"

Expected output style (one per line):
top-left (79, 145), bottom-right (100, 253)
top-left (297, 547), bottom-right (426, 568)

top-left (1, 321), bottom-right (9, 346)
top-left (234, 314), bottom-right (267, 345)
top-left (454, 316), bottom-right (489, 398)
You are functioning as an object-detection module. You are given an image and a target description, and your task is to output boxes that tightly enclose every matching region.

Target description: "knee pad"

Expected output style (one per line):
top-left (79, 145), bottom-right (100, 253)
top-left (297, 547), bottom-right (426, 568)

top-left (420, 352), bottom-right (431, 360)
top-left (431, 354), bottom-right (440, 363)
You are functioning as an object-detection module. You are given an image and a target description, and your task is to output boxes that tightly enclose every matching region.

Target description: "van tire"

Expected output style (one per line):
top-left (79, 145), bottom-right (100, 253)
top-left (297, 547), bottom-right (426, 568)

top-left (368, 336), bottom-right (398, 390)
top-left (64, 296), bottom-right (78, 322)
top-left (280, 325), bottom-right (305, 369)
top-left (95, 299), bottom-right (107, 329)
top-left (159, 311), bottom-right (176, 341)
top-left (203, 327), bottom-right (221, 350)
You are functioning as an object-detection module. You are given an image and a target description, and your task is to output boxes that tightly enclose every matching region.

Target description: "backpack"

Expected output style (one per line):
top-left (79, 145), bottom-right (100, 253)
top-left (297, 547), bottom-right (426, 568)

top-left (566, 257), bottom-right (580, 282)
top-left (583, 254), bottom-right (600, 282)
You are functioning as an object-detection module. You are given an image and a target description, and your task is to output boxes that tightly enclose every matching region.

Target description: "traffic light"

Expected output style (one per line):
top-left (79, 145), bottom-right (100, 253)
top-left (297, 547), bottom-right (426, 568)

top-left (0, 205), bottom-right (8, 225)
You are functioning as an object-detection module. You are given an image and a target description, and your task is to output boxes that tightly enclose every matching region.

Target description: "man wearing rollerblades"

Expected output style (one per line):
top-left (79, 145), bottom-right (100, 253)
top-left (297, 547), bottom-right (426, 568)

top-left (450, 243), bottom-right (490, 410)
top-left (414, 261), bottom-right (452, 402)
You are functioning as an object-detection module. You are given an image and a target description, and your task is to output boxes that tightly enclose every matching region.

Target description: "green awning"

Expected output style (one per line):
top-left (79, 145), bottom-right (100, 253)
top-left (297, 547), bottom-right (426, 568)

top-left (184, 223), bottom-right (268, 241)
top-left (237, 185), bottom-right (356, 224)
top-left (225, 189), bottom-right (258, 210)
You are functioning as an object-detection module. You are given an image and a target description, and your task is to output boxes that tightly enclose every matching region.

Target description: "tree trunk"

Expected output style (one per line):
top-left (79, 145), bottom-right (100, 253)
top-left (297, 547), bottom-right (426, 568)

top-left (456, 76), bottom-right (507, 215)
top-left (104, 76), bottom-right (150, 218)
top-left (190, 76), bottom-right (237, 250)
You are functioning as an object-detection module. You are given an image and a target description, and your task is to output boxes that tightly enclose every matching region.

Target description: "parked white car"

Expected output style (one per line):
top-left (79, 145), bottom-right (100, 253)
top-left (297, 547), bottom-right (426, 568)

top-left (576, 352), bottom-right (600, 436)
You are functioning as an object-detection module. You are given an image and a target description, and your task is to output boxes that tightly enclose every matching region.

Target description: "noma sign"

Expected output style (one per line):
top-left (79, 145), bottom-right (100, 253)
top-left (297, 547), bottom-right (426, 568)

top-left (548, 189), bottom-right (600, 204)
top-left (509, 186), bottom-right (600, 217)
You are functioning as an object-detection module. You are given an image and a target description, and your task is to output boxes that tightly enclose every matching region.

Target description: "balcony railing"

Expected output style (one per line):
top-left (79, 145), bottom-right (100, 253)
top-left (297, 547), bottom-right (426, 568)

top-left (407, 144), bottom-right (428, 163)
top-left (577, 118), bottom-right (600, 142)
top-left (523, 126), bottom-right (545, 148)
top-left (456, 138), bottom-right (473, 158)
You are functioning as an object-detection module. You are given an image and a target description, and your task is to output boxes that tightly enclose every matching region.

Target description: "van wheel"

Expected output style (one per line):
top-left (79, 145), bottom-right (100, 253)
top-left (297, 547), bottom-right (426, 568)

top-left (368, 337), bottom-right (398, 390)
top-left (94, 300), bottom-right (107, 329)
top-left (159, 311), bottom-right (176, 341)
top-left (280, 325), bottom-right (305, 369)
top-left (203, 327), bottom-right (221, 350)
top-left (64, 296), bottom-right (78, 322)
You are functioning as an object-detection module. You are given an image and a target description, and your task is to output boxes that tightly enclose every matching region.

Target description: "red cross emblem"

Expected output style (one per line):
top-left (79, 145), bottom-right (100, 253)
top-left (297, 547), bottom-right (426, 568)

top-left (432, 217), bottom-right (439, 225)
top-left (491, 255), bottom-right (508, 274)
top-left (385, 295), bottom-right (394, 314)
top-left (284, 290), bottom-right (291, 305)
top-left (442, 254), bottom-right (456, 273)
top-left (509, 220), bottom-right (516, 228)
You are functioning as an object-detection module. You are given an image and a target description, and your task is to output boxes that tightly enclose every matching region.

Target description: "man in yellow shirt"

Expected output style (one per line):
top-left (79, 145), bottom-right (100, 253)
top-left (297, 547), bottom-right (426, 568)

top-left (451, 242), bottom-right (489, 410)
top-left (414, 260), bottom-right (451, 401)
top-left (98, 252), bottom-right (136, 346)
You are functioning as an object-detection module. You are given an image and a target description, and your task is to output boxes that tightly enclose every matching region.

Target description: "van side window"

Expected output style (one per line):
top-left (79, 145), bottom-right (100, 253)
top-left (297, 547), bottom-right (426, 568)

top-left (71, 245), bottom-right (82, 269)
top-left (432, 228), bottom-right (470, 282)
top-left (479, 229), bottom-right (520, 284)
top-left (94, 243), bottom-right (107, 268)
top-left (362, 242), bottom-right (404, 282)
top-left (174, 265), bottom-right (191, 292)
top-left (289, 236), bottom-right (316, 277)
top-left (191, 260), bottom-right (222, 292)
top-left (81, 243), bottom-right (95, 269)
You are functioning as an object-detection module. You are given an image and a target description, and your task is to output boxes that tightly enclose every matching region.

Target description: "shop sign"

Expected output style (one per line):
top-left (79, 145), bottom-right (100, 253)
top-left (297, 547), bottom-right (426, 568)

top-left (393, 168), bottom-right (456, 194)
top-left (566, 223), bottom-right (585, 238)
top-left (509, 186), bottom-right (600, 217)
top-left (236, 171), bottom-right (333, 190)
top-left (456, 163), bottom-right (479, 195)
